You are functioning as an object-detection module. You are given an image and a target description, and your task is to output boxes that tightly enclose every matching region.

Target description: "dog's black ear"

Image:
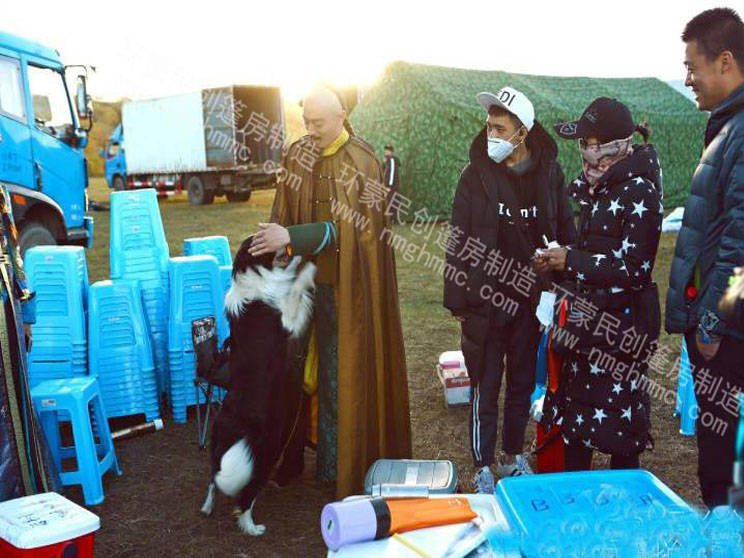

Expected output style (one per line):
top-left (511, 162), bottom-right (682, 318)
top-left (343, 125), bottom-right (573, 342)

top-left (232, 236), bottom-right (255, 277)
top-left (232, 235), bottom-right (276, 277)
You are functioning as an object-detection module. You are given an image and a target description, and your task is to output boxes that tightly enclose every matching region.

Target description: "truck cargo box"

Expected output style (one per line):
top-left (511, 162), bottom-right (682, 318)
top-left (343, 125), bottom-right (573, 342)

top-left (122, 85), bottom-right (284, 175)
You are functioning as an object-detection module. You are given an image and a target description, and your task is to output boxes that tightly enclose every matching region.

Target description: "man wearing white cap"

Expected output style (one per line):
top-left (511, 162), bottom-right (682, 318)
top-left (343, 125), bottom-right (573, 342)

top-left (444, 87), bottom-right (576, 492)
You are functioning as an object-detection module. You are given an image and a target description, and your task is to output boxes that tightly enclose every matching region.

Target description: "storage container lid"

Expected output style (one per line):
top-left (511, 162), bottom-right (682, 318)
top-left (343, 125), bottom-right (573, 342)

top-left (0, 492), bottom-right (100, 549)
top-left (364, 459), bottom-right (458, 495)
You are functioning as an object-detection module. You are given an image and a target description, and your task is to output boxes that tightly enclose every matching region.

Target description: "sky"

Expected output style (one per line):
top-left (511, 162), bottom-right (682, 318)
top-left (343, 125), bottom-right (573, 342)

top-left (3, 0), bottom-right (730, 102)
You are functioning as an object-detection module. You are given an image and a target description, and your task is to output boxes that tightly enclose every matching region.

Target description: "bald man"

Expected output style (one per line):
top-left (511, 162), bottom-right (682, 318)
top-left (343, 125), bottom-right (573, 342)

top-left (250, 86), bottom-right (411, 498)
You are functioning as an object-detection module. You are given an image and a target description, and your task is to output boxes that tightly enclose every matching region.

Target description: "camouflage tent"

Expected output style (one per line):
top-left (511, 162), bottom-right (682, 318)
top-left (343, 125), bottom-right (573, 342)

top-left (351, 61), bottom-right (705, 218)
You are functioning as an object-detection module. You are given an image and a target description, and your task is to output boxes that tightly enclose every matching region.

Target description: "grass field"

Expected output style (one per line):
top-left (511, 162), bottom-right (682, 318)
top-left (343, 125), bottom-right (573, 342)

top-left (82, 177), bottom-right (700, 557)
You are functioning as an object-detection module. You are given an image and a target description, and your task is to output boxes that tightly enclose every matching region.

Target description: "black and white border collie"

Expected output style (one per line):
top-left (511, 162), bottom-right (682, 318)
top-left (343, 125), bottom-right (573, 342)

top-left (200, 236), bottom-right (315, 536)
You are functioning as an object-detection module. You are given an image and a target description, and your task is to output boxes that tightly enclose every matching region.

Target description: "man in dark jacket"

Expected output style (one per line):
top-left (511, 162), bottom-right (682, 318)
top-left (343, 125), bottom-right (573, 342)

top-left (383, 145), bottom-right (400, 193)
top-left (665, 7), bottom-right (744, 509)
top-left (443, 86), bottom-right (576, 492)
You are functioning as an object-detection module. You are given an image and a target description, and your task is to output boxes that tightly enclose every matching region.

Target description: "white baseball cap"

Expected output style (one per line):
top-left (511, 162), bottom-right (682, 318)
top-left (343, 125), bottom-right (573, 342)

top-left (476, 87), bottom-right (535, 131)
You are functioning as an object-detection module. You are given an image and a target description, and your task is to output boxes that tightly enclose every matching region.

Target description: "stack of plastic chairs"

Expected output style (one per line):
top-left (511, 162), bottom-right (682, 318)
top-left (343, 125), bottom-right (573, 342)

top-left (25, 246), bottom-right (89, 390)
top-left (109, 189), bottom-right (170, 398)
top-left (167, 256), bottom-right (228, 423)
top-left (183, 235), bottom-right (232, 336)
top-left (88, 280), bottom-right (160, 422)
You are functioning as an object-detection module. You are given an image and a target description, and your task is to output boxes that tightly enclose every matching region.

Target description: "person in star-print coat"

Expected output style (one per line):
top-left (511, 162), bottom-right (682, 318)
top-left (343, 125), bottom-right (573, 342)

top-left (538, 97), bottom-right (663, 471)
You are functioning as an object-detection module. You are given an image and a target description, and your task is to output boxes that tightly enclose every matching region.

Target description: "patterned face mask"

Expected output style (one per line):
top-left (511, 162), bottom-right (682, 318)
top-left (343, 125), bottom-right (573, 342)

top-left (579, 135), bottom-right (633, 185)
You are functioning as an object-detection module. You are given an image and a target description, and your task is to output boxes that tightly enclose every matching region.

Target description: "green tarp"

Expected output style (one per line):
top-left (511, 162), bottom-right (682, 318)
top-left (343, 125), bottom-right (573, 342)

top-left (351, 61), bottom-right (706, 218)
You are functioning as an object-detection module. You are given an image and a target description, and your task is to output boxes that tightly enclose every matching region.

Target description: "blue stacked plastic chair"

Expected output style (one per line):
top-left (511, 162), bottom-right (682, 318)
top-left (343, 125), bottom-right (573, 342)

top-left (31, 376), bottom-right (122, 505)
top-left (183, 236), bottom-right (232, 266)
top-left (88, 280), bottom-right (160, 422)
top-left (110, 189), bottom-right (170, 398)
top-left (167, 256), bottom-right (228, 423)
top-left (183, 236), bottom-right (232, 336)
top-left (25, 246), bottom-right (89, 390)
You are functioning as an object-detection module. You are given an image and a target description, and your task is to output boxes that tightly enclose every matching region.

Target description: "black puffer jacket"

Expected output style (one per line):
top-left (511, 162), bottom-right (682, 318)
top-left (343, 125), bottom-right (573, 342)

top-left (443, 123), bottom-right (577, 380)
top-left (666, 83), bottom-right (744, 337)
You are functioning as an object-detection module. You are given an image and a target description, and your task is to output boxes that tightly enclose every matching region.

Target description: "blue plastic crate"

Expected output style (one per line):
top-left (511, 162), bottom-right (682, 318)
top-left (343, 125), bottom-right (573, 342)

top-left (183, 236), bottom-right (232, 267)
top-left (496, 470), bottom-right (704, 557)
top-left (88, 280), bottom-right (160, 421)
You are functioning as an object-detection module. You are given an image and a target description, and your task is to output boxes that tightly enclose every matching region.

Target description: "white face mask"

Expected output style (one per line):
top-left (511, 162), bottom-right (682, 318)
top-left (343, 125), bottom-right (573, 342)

top-left (487, 129), bottom-right (523, 163)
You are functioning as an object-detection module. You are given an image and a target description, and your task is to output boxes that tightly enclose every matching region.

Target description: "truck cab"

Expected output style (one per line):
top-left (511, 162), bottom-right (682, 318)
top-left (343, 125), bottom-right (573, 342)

top-left (101, 123), bottom-right (127, 190)
top-left (0, 31), bottom-right (94, 254)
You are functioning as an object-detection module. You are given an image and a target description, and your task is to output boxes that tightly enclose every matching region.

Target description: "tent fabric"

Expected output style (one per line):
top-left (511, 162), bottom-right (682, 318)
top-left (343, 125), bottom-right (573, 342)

top-left (351, 61), bottom-right (706, 217)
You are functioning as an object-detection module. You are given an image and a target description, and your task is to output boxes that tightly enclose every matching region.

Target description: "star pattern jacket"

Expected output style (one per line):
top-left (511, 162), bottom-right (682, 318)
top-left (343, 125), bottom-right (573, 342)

top-left (548, 144), bottom-right (663, 456)
top-left (564, 144), bottom-right (663, 290)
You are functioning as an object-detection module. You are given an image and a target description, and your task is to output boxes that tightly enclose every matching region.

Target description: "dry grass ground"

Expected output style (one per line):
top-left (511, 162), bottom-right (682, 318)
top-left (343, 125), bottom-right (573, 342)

top-left (78, 178), bottom-right (699, 557)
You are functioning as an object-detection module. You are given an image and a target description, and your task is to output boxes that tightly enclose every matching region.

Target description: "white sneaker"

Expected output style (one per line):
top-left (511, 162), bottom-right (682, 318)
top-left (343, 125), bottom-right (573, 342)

top-left (496, 454), bottom-right (533, 478)
top-left (473, 466), bottom-right (495, 494)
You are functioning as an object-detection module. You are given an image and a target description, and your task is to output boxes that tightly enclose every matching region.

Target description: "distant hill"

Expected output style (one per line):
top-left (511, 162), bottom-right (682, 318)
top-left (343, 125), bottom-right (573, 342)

top-left (86, 99), bottom-right (123, 177)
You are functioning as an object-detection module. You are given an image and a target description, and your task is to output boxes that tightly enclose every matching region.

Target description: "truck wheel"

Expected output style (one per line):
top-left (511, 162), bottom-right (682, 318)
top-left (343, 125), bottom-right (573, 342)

top-left (113, 175), bottom-right (127, 191)
top-left (186, 176), bottom-right (214, 205)
top-left (19, 222), bottom-right (56, 256)
top-left (226, 191), bottom-right (252, 203)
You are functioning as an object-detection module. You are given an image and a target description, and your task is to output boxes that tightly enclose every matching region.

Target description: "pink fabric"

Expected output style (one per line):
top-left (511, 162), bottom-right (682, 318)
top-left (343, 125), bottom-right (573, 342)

top-left (580, 135), bottom-right (633, 185)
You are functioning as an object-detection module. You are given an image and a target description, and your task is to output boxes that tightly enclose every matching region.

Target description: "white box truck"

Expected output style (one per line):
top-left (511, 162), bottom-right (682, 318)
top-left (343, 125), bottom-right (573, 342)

top-left (102, 85), bottom-right (284, 204)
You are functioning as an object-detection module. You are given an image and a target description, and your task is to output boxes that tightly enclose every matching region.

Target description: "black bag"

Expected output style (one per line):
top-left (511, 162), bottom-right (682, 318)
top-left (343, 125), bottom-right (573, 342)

top-left (191, 316), bottom-right (231, 389)
top-left (551, 281), bottom-right (660, 358)
top-left (630, 282), bottom-right (661, 341)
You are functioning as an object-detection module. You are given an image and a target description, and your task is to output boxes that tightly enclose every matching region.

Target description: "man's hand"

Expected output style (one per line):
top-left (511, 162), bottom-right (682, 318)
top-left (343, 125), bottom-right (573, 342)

top-left (23, 323), bottom-right (32, 351)
top-left (695, 333), bottom-right (721, 361)
top-left (249, 223), bottom-right (290, 256)
top-left (534, 255), bottom-right (551, 273)
top-left (539, 247), bottom-right (568, 272)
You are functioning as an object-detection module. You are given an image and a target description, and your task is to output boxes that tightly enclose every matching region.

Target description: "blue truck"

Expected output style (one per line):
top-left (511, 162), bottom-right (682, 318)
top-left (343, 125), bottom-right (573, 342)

top-left (0, 31), bottom-right (94, 254)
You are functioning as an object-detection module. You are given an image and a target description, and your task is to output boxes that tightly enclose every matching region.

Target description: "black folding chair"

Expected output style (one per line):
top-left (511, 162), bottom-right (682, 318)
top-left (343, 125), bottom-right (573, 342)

top-left (191, 317), bottom-right (230, 449)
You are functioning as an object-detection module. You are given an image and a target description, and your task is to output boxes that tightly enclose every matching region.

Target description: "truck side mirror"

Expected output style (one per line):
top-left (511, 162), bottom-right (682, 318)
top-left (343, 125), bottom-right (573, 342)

top-left (76, 76), bottom-right (89, 118)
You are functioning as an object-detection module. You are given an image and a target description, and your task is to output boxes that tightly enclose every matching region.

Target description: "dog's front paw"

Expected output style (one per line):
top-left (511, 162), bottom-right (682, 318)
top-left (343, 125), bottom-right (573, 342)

top-left (285, 256), bottom-right (302, 274)
top-left (237, 510), bottom-right (266, 536)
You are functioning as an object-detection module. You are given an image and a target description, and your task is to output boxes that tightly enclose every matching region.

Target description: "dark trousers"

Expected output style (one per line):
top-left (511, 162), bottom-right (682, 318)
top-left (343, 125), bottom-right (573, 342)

top-left (686, 332), bottom-right (744, 509)
top-left (469, 305), bottom-right (540, 467)
top-left (564, 444), bottom-right (640, 471)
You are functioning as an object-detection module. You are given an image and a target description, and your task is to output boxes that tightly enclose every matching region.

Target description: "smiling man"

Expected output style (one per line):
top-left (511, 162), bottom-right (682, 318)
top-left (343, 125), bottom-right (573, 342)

top-left (666, 7), bottom-right (744, 509)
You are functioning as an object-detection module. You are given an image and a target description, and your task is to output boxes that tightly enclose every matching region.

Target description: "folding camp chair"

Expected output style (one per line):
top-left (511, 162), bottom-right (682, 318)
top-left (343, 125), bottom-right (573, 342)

top-left (191, 317), bottom-right (230, 449)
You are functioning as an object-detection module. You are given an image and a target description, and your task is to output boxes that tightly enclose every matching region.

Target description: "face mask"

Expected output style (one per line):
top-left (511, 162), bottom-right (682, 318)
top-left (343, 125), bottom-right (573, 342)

top-left (487, 129), bottom-right (523, 163)
top-left (579, 135), bottom-right (633, 185)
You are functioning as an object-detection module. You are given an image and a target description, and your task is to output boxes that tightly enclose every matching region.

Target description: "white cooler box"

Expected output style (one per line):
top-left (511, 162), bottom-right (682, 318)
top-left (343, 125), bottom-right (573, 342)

top-left (436, 364), bottom-right (471, 407)
top-left (0, 492), bottom-right (100, 557)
